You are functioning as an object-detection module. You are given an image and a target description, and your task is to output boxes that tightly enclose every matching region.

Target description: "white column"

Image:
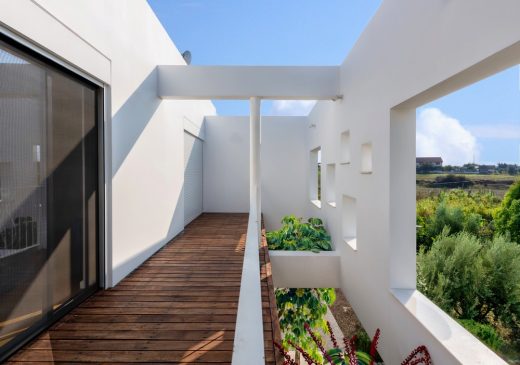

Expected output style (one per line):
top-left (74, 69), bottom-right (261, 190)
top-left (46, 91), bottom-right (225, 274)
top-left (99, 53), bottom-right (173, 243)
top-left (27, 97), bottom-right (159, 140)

top-left (250, 97), bottom-right (261, 234)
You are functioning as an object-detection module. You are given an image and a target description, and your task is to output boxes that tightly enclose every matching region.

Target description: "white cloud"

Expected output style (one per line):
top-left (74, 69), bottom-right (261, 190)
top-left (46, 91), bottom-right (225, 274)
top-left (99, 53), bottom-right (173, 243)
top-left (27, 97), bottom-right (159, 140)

top-left (416, 108), bottom-right (478, 166)
top-left (271, 100), bottom-right (316, 116)
top-left (468, 123), bottom-right (520, 140)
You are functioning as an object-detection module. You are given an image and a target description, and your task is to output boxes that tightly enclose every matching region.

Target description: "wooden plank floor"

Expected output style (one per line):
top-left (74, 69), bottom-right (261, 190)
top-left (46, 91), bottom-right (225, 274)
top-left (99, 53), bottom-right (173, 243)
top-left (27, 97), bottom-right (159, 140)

top-left (7, 213), bottom-right (282, 364)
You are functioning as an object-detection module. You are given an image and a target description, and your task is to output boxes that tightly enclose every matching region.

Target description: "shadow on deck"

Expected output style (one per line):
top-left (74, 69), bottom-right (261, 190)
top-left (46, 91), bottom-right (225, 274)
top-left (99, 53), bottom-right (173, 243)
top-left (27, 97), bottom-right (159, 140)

top-left (7, 213), bottom-right (282, 364)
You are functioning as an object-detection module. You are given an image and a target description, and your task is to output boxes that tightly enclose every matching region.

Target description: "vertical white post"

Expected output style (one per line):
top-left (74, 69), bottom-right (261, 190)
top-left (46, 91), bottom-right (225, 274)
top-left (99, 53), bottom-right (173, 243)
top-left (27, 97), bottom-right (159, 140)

top-left (250, 97), bottom-right (261, 235)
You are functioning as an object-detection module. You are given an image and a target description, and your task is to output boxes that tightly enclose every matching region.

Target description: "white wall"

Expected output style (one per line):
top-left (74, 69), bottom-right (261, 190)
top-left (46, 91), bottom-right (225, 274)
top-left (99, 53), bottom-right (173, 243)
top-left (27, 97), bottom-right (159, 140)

top-left (270, 251), bottom-right (341, 288)
top-left (306, 1), bottom-right (520, 364)
top-left (204, 116), bottom-right (308, 230)
top-left (0, 0), bottom-right (216, 286)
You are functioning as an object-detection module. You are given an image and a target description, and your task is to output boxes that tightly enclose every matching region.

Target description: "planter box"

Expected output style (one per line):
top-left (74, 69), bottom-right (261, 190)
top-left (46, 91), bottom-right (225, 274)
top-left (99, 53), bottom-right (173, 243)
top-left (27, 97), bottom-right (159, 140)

top-left (268, 250), bottom-right (341, 288)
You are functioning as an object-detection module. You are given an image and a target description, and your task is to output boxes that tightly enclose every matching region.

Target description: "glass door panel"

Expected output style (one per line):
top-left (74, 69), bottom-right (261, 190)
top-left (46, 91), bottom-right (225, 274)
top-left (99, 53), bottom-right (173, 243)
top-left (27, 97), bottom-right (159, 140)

top-left (0, 38), bottom-right (99, 358)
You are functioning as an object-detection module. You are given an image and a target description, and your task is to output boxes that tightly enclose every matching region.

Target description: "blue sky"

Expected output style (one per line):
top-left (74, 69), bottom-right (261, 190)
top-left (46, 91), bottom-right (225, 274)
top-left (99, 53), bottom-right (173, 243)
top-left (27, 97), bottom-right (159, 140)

top-left (418, 66), bottom-right (520, 165)
top-left (148, 0), bottom-right (520, 165)
top-left (148, 0), bottom-right (381, 114)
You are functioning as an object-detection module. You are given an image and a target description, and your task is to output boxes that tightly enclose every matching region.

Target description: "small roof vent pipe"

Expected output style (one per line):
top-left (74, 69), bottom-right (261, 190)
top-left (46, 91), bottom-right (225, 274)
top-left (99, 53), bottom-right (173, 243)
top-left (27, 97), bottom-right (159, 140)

top-left (182, 50), bottom-right (192, 65)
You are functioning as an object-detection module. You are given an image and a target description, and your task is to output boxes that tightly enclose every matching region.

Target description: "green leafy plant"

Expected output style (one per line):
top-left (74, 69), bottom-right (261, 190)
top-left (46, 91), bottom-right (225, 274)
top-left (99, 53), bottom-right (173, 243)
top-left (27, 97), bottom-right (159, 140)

top-left (276, 288), bottom-right (336, 362)
top-left (268, 216), bottom-right (335, 361)
top-left (275, 324), bottom-right (432, 365)
top-left (266, 215), bottom-right (332, 252)
top-left (354, 328), bottom-right (384, 363)
top-left (495, 180), bottom-right (520, 243)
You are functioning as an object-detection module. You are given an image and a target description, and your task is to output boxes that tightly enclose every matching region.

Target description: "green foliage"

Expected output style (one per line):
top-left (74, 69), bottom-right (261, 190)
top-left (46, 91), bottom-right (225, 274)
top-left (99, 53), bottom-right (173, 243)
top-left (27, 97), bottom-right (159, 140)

top-left (418, 231), bottom-right (520, 338)
top-left (458, 319), bottom-right (503, 351)
top-left (430, 202), bottom-right (465, 235)
top-left (495, 180), bottom-right (520, 243)
top-left (416, 190), bottom-right (500, 248)
top-left (354, 328), bottom-right (383, 363)
top-left (276, 288), bottom-right (336, 361)
top-left (275, 326), bottom-right (392, 365)
top-left (266, 215), bottom-right (332, 252)
top-left (417, 230), bottom-right (484, 319)
top-left (268, 216), bottom-right (335, 361)
top-left (417, 185), bottom-right (520, 359)
top-left (326, 348), bottom-right (374, 365)
top-left (480, 234), bottom-right (520, 326)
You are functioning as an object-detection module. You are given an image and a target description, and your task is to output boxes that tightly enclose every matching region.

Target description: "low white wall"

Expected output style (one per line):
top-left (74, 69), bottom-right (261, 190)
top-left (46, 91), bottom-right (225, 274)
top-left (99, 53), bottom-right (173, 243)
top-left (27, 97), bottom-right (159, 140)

top-left (204, 116), bottom-right (308, 230)
top-left (305, 0), bottom-right (520, 364)
top-left (0, 0), bottom-right (216, 286)
top-left (269, 250), bottom-right (341, 288)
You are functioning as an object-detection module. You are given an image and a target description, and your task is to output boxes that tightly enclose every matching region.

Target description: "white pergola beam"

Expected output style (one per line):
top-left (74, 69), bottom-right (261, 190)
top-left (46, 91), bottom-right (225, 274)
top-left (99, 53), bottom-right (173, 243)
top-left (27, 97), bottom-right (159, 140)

top-left (158, 65), bottom-right (341, 100)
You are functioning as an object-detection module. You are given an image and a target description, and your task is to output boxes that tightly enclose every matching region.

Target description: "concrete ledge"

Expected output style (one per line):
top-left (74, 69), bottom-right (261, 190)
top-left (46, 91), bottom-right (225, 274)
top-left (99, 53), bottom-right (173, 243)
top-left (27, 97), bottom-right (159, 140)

top-left (269, 250), bottom-right (341, 288)
top-left (391, 289), bottom-right (507, 365)
top-left (232, 214), bottom-right (264, 365)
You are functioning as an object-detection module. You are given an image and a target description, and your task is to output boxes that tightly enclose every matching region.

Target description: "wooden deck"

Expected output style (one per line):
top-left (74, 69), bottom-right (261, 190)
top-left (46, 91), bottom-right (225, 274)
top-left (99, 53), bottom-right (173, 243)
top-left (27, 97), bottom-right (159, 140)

top-left (7, 213), bottom-right (282, 364)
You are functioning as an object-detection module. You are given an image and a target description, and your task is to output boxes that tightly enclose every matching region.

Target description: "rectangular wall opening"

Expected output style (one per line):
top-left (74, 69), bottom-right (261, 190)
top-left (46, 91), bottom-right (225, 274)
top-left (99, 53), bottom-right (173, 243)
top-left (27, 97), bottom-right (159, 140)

top-left (361, 142), bottom-right (373, 174)
top-left (309, 147), bottom-right (321, 208)
top-left (342, 195), bottom-right (357, 250)
top-left (325, 163), bottom-right (336, 207)
top-left (340, 130), bottom-right (351, 164)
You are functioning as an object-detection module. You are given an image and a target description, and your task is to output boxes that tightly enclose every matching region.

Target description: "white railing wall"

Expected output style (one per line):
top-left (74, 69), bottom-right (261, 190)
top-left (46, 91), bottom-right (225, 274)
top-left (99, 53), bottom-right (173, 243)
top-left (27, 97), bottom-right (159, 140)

top-left (232, 96), bottom-right (265, 364)
top-left (231, 213), bottom-right (265, 365)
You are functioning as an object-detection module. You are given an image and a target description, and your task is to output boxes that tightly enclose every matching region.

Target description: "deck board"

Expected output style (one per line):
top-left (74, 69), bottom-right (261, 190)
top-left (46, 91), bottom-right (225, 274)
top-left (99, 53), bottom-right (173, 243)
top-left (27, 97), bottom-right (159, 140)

top-left (7, 213), bottom-right (281, 364)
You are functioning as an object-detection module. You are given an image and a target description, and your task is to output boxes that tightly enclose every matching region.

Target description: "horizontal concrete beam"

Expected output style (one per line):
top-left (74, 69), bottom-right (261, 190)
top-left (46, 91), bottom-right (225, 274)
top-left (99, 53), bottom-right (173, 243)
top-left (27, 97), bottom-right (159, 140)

top-left (269, 250), bottom-right (341, 288)
top-left (158, 65), bottom-right (342, 100)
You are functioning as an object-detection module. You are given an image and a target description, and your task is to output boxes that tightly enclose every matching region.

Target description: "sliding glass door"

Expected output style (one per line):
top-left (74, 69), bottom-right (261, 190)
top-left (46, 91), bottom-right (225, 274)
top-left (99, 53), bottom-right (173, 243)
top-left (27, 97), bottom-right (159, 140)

top-left (0, 37), bottom-right (100, 358)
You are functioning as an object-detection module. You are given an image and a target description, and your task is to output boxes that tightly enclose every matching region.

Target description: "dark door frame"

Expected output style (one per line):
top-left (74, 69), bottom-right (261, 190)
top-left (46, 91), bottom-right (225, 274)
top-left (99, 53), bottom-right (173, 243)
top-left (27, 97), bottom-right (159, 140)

top-left (0, 31), bottom-right (106, 363)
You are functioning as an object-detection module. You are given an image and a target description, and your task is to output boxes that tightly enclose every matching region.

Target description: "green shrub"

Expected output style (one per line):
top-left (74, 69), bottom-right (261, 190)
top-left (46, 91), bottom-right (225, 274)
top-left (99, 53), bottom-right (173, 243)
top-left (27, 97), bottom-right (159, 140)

top-left (416, 190), bottom-right (500, 249)
top-left (417, 230), bottom-right (484, 319)
top-left (495, 181), bottom-right (520, 243)
top-left (418, 231), bottom-right (520, 353)
top-left (480, 234), bottom-right (520, 326)
top-left (430, 202), bottom-right (465, 235)
top-left (266, 215), bottom-right (332, 252)
top-left (458, 319), bottom-right (504, 351)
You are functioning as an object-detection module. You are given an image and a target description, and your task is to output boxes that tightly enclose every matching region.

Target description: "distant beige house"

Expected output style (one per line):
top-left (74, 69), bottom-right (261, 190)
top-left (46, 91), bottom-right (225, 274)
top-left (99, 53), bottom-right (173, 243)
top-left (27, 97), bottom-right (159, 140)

top-left (416, 157), bottom-right (443, 168)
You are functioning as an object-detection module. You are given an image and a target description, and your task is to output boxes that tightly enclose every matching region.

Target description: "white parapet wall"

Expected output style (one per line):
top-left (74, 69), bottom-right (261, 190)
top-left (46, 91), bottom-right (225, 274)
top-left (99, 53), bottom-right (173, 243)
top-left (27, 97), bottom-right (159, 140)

top-left (269, 250), bottom-right (341, 288)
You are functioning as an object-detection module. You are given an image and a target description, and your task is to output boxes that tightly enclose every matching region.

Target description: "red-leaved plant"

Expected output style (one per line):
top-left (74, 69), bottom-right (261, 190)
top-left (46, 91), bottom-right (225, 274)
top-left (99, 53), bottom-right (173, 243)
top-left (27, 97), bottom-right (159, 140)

top-left (274, 321), bottom-right (432, 365)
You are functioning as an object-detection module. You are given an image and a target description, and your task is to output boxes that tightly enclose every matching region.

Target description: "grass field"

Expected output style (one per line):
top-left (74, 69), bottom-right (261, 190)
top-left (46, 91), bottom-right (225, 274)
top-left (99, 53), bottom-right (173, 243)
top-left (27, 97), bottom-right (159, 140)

top-left (416, 174), bottom-right (520, 182)
top-left (416, 174), bottom-right (519, 199)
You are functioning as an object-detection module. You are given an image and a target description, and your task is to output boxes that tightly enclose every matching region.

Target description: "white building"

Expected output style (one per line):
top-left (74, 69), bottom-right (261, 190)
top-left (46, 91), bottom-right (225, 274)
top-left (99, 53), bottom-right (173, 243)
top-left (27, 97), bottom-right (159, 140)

top-left (0, 1), bottom-right (519, 364)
